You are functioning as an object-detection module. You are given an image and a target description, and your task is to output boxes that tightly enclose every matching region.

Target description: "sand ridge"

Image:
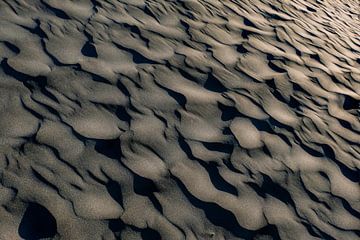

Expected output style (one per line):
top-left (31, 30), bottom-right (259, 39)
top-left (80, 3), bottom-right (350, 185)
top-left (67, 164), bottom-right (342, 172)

top-left (0, 0), bottom-right (359, 239)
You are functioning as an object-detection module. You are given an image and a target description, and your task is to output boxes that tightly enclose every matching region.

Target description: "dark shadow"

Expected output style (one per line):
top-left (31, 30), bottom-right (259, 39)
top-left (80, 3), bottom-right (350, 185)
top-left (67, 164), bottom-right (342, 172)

top-left (85, 71), bottom-right (107, 84)
top-left (250, 119), bottom-right (274, 133)
top-left (236, 44), bottom-right (248, 54)
top-left (141, 228), bottom-right (162, 240)
top-left (81, 42), bottom-right (98, 57)
top-left (32, 168), bottom-right (59, 192)
top-left (144, 6), bottom-right (158, 22)
top-left (179, 19), bottom-right (189, 30)
top-left (204, 73), bottom-right (227, 92)
top-left (202, 141), bottom-right (234, 154)
top-left (178, 68), bottom-right (204, 85)
top-left (306, 6), bottom-right (317, 12)
top-left (0, 59), bottom-right (61, 115)
top-left (253, 224), bottom-right (281, 240)
top-left (241, 29), bottom-right (252, 39)
top-left (319, 171), bottom-right (330, 180)
top-left (268, 61), bottom-right (287, 73)
top-left (153, 112), bottom-right (168, 127)
top-left (223, 159), bottom-right (242, 174)
top-left (203, 162), bottom-right (238, 196)
top-left (123, 23), bottom-right (141, 35)
top-left (340, 197), bottom-right (360, 219)
top-left (1, 58), bottom-right (44, 83)
top-left (84, 30), bottom-right (94, 43)
top-left (311, 227), bottom-right (335, 240)
top-left (310, 53), bottom-right (321, 62)
top-left (268, 117), bottom-right (293, 132)
top-left (302, 221), bottom-right (324, 239)
top-left (116, 79), bottom-right (130, 96)
top-left (106, 179), bottom-right (123, 207)
top-left (218, 102), bottom-right (241, 121)
top-left (90, 0), bottom-right (101, 13)
top-left (156, 84), bottom-right (186, 108)
top-left (289, 96), bottom-right (301, 109)
top-left (261, 174), bottom-right (296, 206)
top-left (171, 175), bottom-right (253, 239)
top-left (20, 98), bottom-right (45, 120)
top-left (265, 78), bottom-right (276, 89)
top-left (245, 182), bottom-right (266, 198)
top-left (133, 174), bottom-right (163, 214)
top-left (321, 144), bottom-right (359, 183)
top-left (24, 19), bottom-right (47, 38)
top-left (299, 142), bottom-right (323, 157)
top-left (343, 95), bottom-right (358, 110)
top-left (115, 106), bottom-right (132, 122)
top-left (262, 144), bottom-right (272, 157)
top-left (174, 109), bottom-right (181, 120)
top-left (278, 133), bottom-right (293, 147)
top-left (300, 177), bottom-right (332, 210)
top-left (177, 133), bottom-right (238, 196)
top-left (113, 42), bottom-right (157, 64)
top-left (87, 170), bottom-right (106, 185)
top-left (338, 119), bottom-right (352, 130)
top-left (18, 203), bottom-right (57, 240)
top-left (300, 179), bottom-right (320, 203)
top-left (4, 41), bottom-right (20, 53)
top-left (243, 17), bottom-right (257, 28)
top-left (330, 75), bottom-right (342, 85)
top-left (132, 50), bottom-right (156, 64)
top-left (266, 13), bottom-right (288, 21)
top-left (40, 0), bottom-right (71, 19)
top-left (222, 126), bottom-right (232, 135)
top-left (177, 132), bottom-right (196, 160)
top-left (266, 79), bottom-right (288, 104)
top-left (108, 219), bottom-right (125, 234)
top-left (292, 83), bottom-right (304, 92)
top-left (94, 138), bottom-right (122, 160)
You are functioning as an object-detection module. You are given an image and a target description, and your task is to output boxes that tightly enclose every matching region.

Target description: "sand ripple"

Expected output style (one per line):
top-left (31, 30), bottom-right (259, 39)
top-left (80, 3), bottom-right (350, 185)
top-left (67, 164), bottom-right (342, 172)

top-left (0, 0), bottom-right (359, 239)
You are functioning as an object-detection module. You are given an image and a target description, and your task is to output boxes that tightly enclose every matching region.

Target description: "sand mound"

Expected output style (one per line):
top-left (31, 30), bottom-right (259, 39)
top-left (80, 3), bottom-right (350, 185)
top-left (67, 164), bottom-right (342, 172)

top-left (0, 0), bottom-right (359, 239)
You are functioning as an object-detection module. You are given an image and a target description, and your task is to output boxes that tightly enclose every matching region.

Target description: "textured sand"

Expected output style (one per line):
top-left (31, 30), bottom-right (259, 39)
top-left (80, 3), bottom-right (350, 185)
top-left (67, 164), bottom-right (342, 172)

top-left (0, 0), bottom-right (359, 239)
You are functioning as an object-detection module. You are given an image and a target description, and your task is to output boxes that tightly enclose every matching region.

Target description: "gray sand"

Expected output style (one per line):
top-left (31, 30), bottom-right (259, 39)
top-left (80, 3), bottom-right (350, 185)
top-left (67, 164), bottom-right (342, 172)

top-left (0, 0), bottom-right (359, 239)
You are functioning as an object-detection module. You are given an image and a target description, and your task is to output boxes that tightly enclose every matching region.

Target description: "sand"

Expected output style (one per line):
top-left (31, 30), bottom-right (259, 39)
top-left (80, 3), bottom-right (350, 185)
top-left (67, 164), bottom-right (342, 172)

top-left (0, 0), bottom-right (359, 239)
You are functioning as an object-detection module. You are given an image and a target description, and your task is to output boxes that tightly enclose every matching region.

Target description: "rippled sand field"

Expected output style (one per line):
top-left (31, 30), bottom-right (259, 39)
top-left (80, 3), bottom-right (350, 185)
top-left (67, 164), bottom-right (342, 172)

top-left (0, 0), bottom-right (359, 239)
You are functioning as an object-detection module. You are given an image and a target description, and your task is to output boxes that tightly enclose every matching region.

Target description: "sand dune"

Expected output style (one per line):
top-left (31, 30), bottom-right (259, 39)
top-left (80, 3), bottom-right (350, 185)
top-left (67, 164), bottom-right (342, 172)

top-left (0, 0), bottom-right (359, 239)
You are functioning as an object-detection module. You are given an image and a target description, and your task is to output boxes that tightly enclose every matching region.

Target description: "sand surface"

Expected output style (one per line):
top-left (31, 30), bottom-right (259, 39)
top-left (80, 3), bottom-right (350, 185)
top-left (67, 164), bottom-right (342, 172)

top-left (0, 0), bottom-right (359, 239)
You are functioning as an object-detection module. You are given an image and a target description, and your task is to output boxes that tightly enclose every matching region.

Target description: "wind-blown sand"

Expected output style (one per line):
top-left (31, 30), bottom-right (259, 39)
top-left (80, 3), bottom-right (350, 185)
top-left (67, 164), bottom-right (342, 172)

top-left (0, 0), bottom-right (359, 239)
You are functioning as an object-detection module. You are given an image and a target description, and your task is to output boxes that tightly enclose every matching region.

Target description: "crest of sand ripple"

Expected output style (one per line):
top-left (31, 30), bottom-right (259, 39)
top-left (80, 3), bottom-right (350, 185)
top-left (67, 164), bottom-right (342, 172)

top-left (0, 0), bottom-right (359, 239)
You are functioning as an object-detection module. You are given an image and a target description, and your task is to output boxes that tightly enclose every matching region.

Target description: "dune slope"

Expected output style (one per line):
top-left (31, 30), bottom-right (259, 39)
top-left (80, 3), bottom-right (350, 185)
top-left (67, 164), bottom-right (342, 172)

top-left (0, 0), bottom-right (359, 239)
